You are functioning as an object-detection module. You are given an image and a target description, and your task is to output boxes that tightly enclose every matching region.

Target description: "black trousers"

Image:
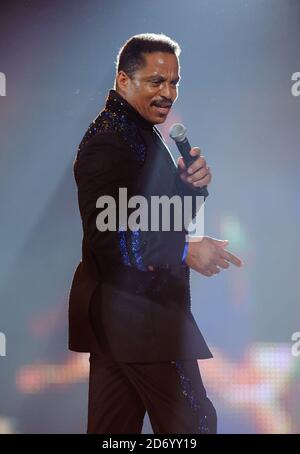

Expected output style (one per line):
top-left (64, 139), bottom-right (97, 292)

top-left (87, 354), bottom-right (217, 434)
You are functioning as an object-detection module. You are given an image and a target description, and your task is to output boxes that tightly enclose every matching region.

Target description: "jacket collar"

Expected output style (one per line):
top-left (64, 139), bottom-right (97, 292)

top-left (105, 89), bottom-right (155, 131)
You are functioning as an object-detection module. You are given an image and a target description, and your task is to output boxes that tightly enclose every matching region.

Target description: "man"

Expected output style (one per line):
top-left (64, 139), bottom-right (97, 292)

top-left (68, 33), bottom-right (243, 434)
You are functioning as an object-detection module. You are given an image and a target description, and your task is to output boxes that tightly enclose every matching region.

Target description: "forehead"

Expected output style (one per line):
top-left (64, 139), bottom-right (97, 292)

top-left (139, 52), bottom-right (179, 77)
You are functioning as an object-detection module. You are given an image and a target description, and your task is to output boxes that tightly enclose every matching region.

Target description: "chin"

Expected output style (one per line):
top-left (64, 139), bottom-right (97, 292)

top-left (153, 115), bottom-right (168, 124)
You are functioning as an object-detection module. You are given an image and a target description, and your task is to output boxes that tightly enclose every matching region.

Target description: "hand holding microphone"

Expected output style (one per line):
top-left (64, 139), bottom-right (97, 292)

top-left (169, 124), bottom-right (245, 277)
top-left (169, 123), bottom-right (210, 197)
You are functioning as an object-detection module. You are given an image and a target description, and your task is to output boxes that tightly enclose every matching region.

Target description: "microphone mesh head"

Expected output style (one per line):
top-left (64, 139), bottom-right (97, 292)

top-left (169, 123), bottom-right (187, 143)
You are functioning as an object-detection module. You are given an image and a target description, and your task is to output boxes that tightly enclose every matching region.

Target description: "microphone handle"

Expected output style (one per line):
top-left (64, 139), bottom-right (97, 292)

top-left (177, 137), bottom-right (209, 197)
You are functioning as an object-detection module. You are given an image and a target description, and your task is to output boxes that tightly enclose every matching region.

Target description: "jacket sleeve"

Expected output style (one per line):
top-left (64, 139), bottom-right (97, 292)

top-left (74, 132), bottom-right (140, 272)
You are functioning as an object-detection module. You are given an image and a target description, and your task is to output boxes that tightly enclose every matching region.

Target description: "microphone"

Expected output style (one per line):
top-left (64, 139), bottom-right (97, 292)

top-left (169, 123), bottom-right (209, 197)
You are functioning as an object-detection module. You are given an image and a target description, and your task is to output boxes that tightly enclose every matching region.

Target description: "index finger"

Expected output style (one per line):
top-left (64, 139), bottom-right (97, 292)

top-left (189, 147), bottom-right (201, 158)
top-left (220, 250), bottom-right (244, 267)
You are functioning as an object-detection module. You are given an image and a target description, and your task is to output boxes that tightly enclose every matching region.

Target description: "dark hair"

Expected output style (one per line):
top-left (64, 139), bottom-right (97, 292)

top-left (115, 33), bottom-right (181, 80)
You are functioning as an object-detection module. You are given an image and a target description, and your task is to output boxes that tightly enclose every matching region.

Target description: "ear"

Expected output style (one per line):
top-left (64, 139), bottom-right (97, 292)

top-left (116, 70), bottom-right (129, 92)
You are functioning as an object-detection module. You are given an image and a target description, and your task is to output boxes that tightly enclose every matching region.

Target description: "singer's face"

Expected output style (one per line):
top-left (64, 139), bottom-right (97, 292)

top-left (116, 52), bottom-right (180, 124)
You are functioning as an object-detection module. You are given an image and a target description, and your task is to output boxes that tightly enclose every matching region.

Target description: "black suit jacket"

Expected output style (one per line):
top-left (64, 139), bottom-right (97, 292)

top-left (68, 89), bottom-right (212, 362)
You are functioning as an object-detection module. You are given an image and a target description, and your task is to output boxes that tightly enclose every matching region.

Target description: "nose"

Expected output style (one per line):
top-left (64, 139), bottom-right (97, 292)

top-left (159, 82), bottom-right (173, 101)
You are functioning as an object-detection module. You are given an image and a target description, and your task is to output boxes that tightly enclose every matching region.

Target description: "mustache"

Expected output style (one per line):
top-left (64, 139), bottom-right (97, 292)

top-left (152, 100), bottom-right (172, 108)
